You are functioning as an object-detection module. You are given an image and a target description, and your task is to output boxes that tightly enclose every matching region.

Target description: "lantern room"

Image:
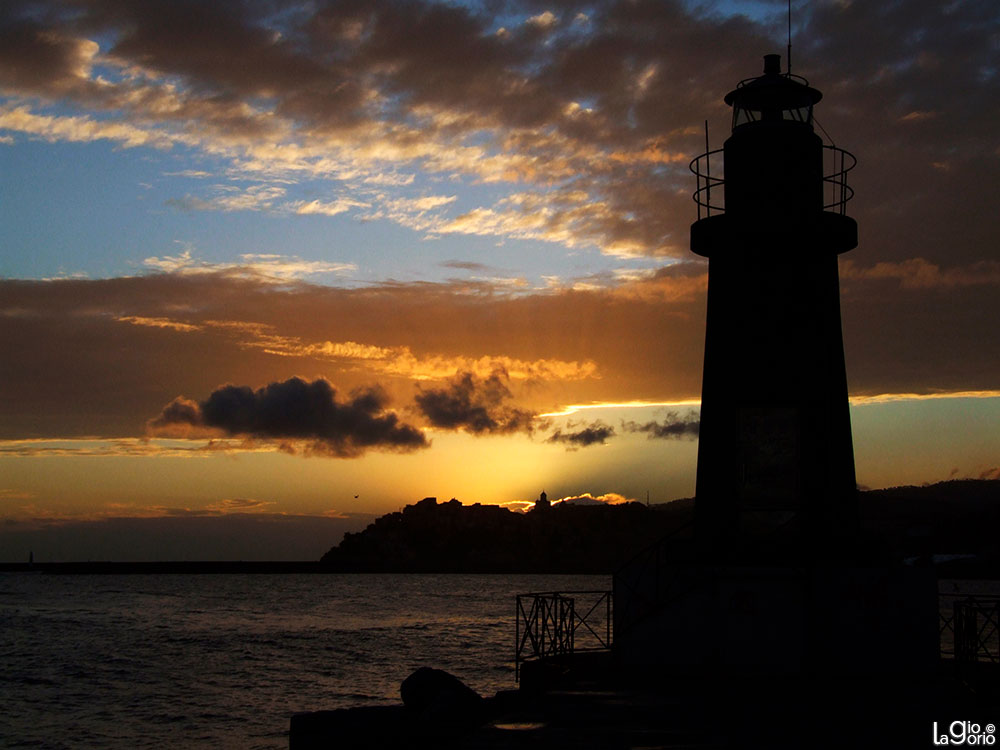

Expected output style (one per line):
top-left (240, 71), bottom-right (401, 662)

top-left (725, 54), bottom-right (822, 130)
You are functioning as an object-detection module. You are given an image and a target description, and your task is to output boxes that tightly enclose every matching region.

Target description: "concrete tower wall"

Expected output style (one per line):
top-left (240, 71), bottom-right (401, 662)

top-left (692, 102), bottom-right (857, 555)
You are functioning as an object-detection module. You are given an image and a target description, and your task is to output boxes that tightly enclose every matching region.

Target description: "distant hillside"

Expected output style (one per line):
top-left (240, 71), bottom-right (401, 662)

top-left (859, 479), bottom-right (1000, 561)
top-left (320, 497), bottom-right (687, 573)
top-left (319, 480), bottom-right (1000, 574)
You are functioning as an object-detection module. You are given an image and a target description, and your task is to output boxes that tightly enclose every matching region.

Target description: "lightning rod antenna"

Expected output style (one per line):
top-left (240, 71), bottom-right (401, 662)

top-left (787, 0), bottom-right (792, 76)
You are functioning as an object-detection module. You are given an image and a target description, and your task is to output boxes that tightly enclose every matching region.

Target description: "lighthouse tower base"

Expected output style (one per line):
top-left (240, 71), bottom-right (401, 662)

top-left (614, 561), bottom-right (939, 677)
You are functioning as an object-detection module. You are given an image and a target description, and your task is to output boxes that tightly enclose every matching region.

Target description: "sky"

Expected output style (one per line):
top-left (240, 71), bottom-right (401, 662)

top-left (1, 0), bottom-right (999, 561)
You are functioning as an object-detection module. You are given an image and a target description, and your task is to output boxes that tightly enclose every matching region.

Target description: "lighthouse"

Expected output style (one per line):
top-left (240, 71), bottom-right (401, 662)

top-left (690, 54), bottom-right (859, 557)
top-left (614, 52), bottom-right (938, 685)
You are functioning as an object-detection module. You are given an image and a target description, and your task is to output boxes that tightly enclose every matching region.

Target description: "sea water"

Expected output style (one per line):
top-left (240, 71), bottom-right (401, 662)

top-left (0, 572), bottom-right (608, 749)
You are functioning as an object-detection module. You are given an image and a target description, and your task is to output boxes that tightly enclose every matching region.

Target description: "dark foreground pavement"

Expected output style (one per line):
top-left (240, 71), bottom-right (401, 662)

top-left (291, 658), bottom-right (998, 749)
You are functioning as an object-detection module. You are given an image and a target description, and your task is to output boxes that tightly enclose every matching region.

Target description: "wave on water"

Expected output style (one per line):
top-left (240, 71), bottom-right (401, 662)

top-left (0, 572), bottom-right (607, 750)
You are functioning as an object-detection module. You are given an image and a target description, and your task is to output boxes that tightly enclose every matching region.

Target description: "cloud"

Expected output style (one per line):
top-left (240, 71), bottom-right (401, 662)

top-left (204, 497), bottom-right (274, 514)
top-left (0, 437), bottom-right (270, 458)
top-left (0, 22), bottom-right (99, 96)
top-left (3, 267), bottom-right (1000, 441)
top-left (841, 259), bottom-right (1000, 289)
top-left (0, 488), bottom-right (35, 501)
top-left (622, 412), bottom-right (700, 440)
top-left (526, 12), bottom-right (559, 30)
top-left (361, 194), bottom-right (461, 233)
top-left (292, 197), bottom-right (370, 216)
top-left (163, 169), bottom-right (212, 178)
top-left (145, 397), bottom-right (207, 438)
top-left (0, 104), bottom-right (176, 149)
top-left (141, 249), bottom-right (356, 281)
top-left (0, 0), bottom-right (741, 256)
top-left (0, 0), bottom-right (996, 270)
top-left (148, 377), bottom-right (428, 458)
top-left (414, 370), bottom-right (536, 434)
top-left (430, 188), bottom-right (678, 258)
top-left (116, 315), bottom-right (202, 332)
top-left (113, 309), bottom-right (599, 384)
top-left (166, 184), bottom-right (287, 213)
top-left (546, 421), bottom-right (616, 449)
top-left (441, 260), bottom-right (494, 273)
top-left (235, 332), bottom-right (598, 382)
top-left (554, 492), bottom-right (632, 506)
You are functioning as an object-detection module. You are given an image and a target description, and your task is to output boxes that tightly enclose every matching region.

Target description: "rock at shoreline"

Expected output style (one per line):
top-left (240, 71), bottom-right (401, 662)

top-left (401, 667), bottom-right (486, 733)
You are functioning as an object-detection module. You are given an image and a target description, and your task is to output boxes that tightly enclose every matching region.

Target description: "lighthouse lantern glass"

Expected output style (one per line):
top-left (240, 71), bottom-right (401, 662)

top-left (732, 102), bottom-right (813, 130)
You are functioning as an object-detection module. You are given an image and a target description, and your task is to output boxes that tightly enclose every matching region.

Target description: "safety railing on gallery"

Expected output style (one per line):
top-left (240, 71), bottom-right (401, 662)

top-left (689, 144), bottom-right (856, 220)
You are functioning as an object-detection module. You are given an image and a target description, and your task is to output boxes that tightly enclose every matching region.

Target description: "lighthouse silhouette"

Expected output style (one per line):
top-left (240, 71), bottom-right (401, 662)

top-left (614, 54), bottom-right (938, 683)
top-left (690, 53), bottom-right (859, 557)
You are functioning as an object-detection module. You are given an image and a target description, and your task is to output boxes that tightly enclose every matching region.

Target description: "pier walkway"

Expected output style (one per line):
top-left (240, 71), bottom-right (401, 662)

top-left (461, 658), bottom-right (995, 749)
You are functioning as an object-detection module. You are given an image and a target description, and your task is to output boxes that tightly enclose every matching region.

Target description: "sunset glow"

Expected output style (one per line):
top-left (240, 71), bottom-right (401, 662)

top-left (2, 0), bottom-right (998, 560)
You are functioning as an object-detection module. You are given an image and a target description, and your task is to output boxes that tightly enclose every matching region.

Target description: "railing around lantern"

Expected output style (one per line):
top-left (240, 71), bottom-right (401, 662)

top-left (689, 144), bottom-right (856, 220)
top-left (690, 148), bottom-right (725, 220)
top-left (514, 590), bottom-right (612, 681)
top-left (822, 145), bottom-right (856, 215)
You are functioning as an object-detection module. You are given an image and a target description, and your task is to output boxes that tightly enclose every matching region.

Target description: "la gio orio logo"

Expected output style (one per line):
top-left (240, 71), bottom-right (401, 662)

top-left (933, 722), bottom-right (996, 746)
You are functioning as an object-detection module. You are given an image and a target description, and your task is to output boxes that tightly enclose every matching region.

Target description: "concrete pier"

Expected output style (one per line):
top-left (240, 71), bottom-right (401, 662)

top-left (290, 655), bottom-right (996, 748)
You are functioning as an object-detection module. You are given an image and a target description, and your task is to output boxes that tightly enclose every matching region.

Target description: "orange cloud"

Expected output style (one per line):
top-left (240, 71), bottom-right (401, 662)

top-left (116, 316), bottom-right (202, 332)
top-left (118, 304), bottom-right (600, 383)
top-left (554, 492), bottom-right (634, 506)
top-left (4, 265), bottom-right (1000, 442)
top-left (0, 438), bottom-right (274, 458)
top-left (841, 259), bottom-right (1000, 289)
top-left (204, 498), bottom-right (275, 513)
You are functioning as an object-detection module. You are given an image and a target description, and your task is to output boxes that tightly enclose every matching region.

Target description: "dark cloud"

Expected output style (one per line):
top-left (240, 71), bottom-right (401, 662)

top-left (414, 370), bottom-right (536, 434)
top-left (148, 376), bottom-right (428, 457)
top-left (146, 396), bottom-right (201, 434)
top-left (623, 412), bottom-right (700, 440)
top-left (547, 421), bottom-right (615, 449)
top-left (0, 18), bottom-right (93, 97)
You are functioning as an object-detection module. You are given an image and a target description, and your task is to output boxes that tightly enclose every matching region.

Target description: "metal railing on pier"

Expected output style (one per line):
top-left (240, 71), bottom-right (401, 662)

top-left (515, 566), bottom-right (997, 683)
top-left (514, 590), bottom-right (612, 681)
top-left (612, 520), bottom-right (696, 637)
top-left (940, 594), bottom-right (1000, 664)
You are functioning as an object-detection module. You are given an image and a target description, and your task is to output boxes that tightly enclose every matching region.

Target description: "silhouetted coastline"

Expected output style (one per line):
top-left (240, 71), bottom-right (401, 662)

top-left (320, 495), bottom-right (688, 573)
top-left (319, 479), bottom-right (1000, 575)
top-left (4, 479), bottom-right (997, 575)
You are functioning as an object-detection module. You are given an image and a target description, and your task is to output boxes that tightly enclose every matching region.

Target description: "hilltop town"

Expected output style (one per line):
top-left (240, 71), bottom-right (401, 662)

top-left (320, 494), bottom-right (691, 573)
top-left (319, 480), bottom-right (1000, 575)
